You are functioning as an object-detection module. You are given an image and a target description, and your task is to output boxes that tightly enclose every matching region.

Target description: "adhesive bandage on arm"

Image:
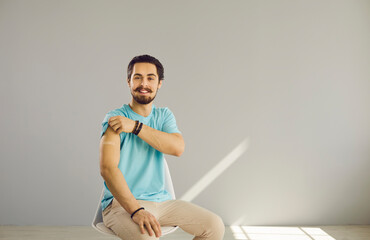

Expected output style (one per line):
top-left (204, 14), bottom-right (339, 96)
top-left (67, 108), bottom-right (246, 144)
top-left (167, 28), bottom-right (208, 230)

top-left (100, 126), bottom-right (121, 173)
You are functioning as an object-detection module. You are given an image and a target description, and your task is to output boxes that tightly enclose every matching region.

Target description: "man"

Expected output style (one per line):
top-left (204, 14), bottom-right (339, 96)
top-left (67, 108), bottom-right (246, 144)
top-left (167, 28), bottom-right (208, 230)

top-left (99, 54), bottom-right (225, 240)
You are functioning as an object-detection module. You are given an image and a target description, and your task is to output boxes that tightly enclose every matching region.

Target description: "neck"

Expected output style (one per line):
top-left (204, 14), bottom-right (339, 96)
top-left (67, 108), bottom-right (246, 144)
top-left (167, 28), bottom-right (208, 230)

top-left (129, 100), bottom-right (153, 117)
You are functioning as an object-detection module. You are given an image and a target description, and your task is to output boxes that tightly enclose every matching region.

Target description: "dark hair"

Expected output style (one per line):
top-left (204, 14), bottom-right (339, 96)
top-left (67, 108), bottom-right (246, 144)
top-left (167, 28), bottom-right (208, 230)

top-left (127, 54), bottom-right (164, 82)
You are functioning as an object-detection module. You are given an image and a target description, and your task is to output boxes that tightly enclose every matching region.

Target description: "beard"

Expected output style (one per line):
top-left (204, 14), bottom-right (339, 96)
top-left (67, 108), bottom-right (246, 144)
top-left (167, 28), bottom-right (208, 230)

top-left (131, 88), bottom-right (158, 105)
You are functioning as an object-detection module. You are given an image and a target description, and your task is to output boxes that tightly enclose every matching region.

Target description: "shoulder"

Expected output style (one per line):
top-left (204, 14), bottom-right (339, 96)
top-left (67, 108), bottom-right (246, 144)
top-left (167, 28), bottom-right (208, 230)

top-left (153, 106), bottom-right (175, 118)
top-left (153, 104), bottom-right (174, 114)
top-left (102, 105), bottom-right (128, 124)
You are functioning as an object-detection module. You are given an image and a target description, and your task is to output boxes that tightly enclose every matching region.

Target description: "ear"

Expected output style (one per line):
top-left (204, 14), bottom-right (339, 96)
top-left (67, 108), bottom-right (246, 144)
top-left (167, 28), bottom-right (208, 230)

top-left (127, 78), bottom-right (131, 87)
top-left (158, 79), bottom-right (163, 90)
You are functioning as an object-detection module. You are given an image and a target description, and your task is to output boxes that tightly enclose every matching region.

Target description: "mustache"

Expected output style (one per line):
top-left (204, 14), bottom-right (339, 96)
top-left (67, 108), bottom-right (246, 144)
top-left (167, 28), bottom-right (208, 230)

top-left (135, 87), bottom-right (152, 92)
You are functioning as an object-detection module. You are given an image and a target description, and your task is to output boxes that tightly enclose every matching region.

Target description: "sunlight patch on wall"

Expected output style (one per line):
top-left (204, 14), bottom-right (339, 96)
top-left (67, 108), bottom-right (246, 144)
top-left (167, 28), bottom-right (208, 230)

top-left (231, 225), bottom-right (248, 239)
top-left (180, 138), bottom-right (250, 202)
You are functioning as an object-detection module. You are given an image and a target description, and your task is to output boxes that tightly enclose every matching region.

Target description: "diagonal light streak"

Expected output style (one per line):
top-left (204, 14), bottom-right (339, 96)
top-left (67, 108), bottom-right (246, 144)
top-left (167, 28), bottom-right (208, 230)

top-left (180, 138), bottom-right (250, 202)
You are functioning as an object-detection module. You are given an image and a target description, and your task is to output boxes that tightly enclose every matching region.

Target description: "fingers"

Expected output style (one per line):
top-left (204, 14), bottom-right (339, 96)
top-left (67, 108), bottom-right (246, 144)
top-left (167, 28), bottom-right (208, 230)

top-left (109, 122), bottom-right (121, 132)
top-left (109, 118), bottom-right (125, 133)
top-left (134, 211), bottom-right (162, 237)
top-left (108, 117), bottom-right (117, 125)
top-left (143, 219), bottom-right (162, 237)
top-left (108, 118), bottom-right (120, 129)
top-left (145, 222), bottom-right (162, 238)
top-left (144, 221), bottom-right (154, 236)
top-left (152, 219), bottom-right (162, 237)
top-left (139, 223), bottom-right (145, 234)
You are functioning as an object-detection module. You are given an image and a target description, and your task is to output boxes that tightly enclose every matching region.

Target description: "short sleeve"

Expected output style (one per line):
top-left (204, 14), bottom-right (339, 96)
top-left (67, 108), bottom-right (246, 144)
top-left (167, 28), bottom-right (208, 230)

top-left (100, 110), bottom-right (126, 139)
top-left (162, 108), bottom-right (181, 134)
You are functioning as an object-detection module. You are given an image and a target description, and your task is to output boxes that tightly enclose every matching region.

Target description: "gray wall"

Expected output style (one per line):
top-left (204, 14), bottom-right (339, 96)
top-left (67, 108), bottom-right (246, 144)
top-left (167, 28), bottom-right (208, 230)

top-left (1, 0), bottom-right (369, 226)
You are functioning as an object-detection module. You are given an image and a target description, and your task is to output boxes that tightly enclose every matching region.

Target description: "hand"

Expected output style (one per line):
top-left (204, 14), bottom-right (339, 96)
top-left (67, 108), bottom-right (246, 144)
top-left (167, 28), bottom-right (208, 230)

top-left (132, 209), bottom-right (162, 238)
top-left (108, 116), bottom-right (135, 134)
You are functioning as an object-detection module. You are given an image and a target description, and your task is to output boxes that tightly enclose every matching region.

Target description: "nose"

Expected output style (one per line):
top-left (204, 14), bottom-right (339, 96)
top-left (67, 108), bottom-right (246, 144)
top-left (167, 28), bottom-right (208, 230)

top-left (140, 78), bottom-right (150, 87)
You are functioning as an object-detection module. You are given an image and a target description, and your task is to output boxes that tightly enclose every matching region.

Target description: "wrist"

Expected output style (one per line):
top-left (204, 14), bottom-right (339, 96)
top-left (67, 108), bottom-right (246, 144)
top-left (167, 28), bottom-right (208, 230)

top-left (131, 120), bottom-right (139, 133)
top-left (134, 122), bottom-right (143, 135)
top-left (131, 207), bottom-right (145, 219)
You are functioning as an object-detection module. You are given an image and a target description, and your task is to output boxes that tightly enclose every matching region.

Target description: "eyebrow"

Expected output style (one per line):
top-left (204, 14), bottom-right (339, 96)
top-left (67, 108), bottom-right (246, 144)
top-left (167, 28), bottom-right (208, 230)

top-left (133, 73), bottom-right (156, 77)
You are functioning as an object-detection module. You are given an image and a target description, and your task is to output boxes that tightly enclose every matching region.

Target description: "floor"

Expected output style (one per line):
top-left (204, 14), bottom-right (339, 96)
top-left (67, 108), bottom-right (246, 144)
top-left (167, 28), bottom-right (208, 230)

top-left (0, 225), bottom-right (369, 240)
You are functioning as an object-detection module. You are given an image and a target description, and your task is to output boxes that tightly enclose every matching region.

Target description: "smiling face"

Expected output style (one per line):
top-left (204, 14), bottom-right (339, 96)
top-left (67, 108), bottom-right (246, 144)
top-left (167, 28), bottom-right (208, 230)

top-left (127, 62), bottom-right (163, 105)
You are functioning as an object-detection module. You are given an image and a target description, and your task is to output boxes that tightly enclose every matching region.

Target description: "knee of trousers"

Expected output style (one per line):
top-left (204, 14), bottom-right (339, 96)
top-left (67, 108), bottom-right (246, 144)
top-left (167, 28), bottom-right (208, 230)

top-left (203, 213), bottom-right (225, 238)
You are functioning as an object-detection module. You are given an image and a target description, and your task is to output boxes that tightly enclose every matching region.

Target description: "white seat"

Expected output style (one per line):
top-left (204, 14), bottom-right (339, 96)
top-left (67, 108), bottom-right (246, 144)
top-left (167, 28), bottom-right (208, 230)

top-left (92, 158), bottom-right (179, 237)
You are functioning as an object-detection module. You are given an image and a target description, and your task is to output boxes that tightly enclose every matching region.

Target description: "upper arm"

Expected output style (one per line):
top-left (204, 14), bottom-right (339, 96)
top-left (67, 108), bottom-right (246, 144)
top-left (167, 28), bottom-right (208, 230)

top-left (162, 108), bottom-right (181, 134)
top-left (99, 125), bottom-right (121, 174)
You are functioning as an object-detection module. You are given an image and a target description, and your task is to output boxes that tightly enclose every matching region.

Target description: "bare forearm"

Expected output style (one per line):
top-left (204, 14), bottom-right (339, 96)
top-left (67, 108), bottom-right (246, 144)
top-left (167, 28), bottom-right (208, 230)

top-left (108, 116), bottom-right (184, 156)
top-left (137, 124), bottom-right (184, 156)
top-left (101, 168), bottom-right (141, 215)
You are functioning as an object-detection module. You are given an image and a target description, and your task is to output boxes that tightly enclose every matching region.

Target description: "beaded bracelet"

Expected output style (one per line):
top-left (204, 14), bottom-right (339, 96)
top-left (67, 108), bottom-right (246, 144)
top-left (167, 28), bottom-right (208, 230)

top-left (132, 120), bottom-right (139, 133)
top-left (134, 122), bottom-right (143, 135)
top-left (131, 207), bottom-right (145, 219)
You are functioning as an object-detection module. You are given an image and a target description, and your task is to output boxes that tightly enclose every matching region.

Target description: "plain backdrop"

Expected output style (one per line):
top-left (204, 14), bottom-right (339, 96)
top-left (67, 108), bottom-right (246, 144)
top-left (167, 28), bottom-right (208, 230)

top-left (0, 0), bottom-right (369, 226)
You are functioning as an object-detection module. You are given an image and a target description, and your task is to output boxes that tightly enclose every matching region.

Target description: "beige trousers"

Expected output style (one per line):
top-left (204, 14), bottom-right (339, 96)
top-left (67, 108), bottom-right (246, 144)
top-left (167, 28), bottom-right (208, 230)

top-left (102, 198), bottom-right (225, 240)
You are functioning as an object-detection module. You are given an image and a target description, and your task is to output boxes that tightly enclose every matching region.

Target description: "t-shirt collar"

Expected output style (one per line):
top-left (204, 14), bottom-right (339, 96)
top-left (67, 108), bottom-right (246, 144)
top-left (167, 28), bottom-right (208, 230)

top-left (124, 103), bottom-right (155, 120)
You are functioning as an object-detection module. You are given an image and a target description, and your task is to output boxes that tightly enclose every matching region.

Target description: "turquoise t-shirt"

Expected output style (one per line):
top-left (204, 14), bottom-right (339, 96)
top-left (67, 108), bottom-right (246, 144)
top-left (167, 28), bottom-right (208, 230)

top-left (100, 103), bottom-right (181, 211)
